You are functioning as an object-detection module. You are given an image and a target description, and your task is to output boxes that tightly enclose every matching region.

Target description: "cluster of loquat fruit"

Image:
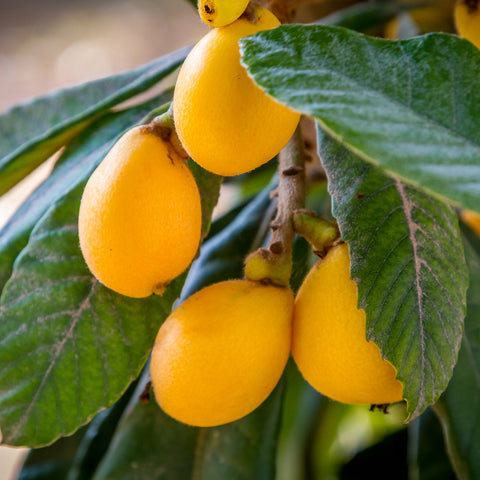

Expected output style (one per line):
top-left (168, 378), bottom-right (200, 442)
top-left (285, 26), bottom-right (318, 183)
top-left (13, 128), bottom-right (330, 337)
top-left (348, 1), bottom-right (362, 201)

top-left (81, 0), bottom-right (480, 428)
top-left (77, 0), bottom-right (404, 428)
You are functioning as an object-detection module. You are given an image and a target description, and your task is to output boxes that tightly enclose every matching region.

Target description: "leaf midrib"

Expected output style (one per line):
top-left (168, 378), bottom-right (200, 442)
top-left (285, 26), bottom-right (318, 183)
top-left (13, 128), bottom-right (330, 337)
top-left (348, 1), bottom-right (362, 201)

top-left (9, 278), bottom-right (98, 443)
top-left (394, 180), bottom-right (426, 417)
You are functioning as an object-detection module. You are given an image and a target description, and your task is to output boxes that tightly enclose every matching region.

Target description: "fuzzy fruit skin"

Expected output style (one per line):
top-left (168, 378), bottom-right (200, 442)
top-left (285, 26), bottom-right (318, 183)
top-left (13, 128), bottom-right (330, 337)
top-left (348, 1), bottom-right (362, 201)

top-left (455, 0), bottom-right (480, 48)
top-left (174, 7), bottom-right (301, 176)
top-left (150, 280), bottom-right (294, 426)
top-left (199, 0), bottom-right (250, 27)
top-left (78, 126), bottom-right (202, 298)
top-left (292, 243), bottom-right (403, 405)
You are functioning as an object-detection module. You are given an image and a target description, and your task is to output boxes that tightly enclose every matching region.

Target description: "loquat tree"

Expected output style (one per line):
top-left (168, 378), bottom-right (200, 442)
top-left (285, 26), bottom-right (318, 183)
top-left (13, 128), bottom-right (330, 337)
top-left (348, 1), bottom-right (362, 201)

top-left (1, 0), bottom-right (479, 478)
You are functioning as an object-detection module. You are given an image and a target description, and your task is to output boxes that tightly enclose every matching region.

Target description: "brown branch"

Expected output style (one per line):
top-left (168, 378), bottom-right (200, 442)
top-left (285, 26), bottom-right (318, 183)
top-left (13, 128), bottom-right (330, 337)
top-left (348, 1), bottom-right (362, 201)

top-left (244, 125), bottom-right (307, 286)
top-left (269, 126), bottom-right (306, 259)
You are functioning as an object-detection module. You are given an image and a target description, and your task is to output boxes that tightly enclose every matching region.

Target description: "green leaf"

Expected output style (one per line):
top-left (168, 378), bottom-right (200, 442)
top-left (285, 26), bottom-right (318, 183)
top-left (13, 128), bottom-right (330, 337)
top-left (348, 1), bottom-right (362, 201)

top-left (318, 1), bottom-right (426, 31)
top-left (240, 26), bottom-right (480, 212)
top-left (319, 132), bottom-right (468, 420)
top-left (408, 409), bottom-right (456, 480)
top-left (17, 427), bottom-right (88, 480)
top-left (192, 381), bottom-right (284, 480)
top-left (434, 229), bottom-right (480, 480)
top-left (93, 369), bottom-right (198, 480)
top-left (0, 46), bottom-right (189, 196)
top-left (0, 185), bottom-right (184, 447)
top-left (187, 160), bottom-right (222, 239)
top-left (0, 92), bottom-right (172, 294)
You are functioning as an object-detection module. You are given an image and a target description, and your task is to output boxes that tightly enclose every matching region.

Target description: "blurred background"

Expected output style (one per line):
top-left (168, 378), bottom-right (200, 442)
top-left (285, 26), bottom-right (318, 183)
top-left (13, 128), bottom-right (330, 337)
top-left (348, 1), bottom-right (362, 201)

top-left (0, 0), bottom-right (206, 477)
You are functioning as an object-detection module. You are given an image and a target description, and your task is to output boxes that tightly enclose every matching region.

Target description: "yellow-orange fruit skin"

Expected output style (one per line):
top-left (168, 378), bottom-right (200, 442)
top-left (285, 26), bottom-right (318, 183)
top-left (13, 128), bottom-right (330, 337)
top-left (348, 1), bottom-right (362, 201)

top-left (292, 243), bottom-right (403, 405)
top-left (150, 280), bottom-right (294, 426)
top-left (455, 1), bottom-right (480, 49)
top-left (199, 0), bottom-right (250, 27)
top-left (78, 126), bottom-right (202, 298)
top-left (173, 7), bottom-right (301, 176)
top-left (461, 209), bottom-right (480, 236)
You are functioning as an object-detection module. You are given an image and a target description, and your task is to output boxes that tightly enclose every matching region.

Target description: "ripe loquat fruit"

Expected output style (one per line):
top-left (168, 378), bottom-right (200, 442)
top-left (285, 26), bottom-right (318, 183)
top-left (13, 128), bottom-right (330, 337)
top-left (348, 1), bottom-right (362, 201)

top-left (173, 7), bottom-right (301, 176)
top-left (78, 126), bottom-right (202, 298)
top-left (150, 279), bottom-right (293, 426)
top-left (292, 243), bottom-right (403, 405)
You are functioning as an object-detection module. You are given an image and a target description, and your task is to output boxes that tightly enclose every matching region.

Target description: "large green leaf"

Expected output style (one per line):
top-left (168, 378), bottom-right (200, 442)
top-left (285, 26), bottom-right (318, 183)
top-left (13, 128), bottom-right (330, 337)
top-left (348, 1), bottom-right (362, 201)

top-left (0, 92), bottom-right (172, 294)
top-left (318, 132), bottom-right (467, 420)
top-left (434, 228), bottom-right (480, 480)
top-left (187, 161), bottom-right (222, 240)
top-left (192, 382), bottom-right (284, 480)
top-left (240, 26), bottom-right (480, 212)
top-left (0, 46), bottom-right (189, 196)
top-left (0, 184), bottom-right (185, 447)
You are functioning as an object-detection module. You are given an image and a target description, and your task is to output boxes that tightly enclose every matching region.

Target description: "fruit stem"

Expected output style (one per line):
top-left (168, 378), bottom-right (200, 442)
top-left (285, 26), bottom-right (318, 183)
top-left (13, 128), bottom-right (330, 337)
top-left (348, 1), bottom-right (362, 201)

top-left (293, 209), bottom-right (339, 257)
top-left (148, 105), bottom-right (189, 160)
top-left (141, 101), bottom-right (171, 125)
top-left (244, 125), bottom-right (306, 286)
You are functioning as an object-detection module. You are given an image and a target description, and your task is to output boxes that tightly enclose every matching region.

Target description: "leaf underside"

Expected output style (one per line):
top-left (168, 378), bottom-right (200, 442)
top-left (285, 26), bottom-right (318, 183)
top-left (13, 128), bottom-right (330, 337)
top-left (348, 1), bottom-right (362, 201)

top-left (319, 131), bottom-right (468, 420)
top-left (240, 26), bottom-right (480, 212)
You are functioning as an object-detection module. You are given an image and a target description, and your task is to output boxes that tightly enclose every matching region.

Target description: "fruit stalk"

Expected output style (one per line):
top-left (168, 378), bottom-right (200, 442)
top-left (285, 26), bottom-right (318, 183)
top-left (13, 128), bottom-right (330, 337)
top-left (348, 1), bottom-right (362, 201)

top-left (244, 125), bottom-right (307, 286)
top-left (272, 125), bottom-right (307, 258)
top-left (149, 106), bottom-right (189, 160)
